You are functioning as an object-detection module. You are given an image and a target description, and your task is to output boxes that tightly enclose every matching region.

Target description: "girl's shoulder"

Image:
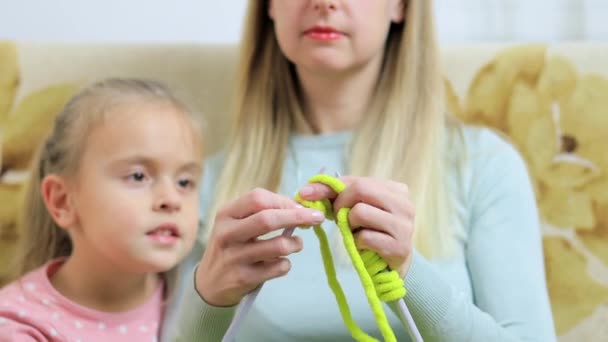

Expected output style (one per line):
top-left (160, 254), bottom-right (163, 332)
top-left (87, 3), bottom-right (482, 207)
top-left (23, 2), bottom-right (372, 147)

top-left (0, 260), bottom-right (164, 341)
top-left (0, 264), bottom-right (55, 337)
top-left (0, 263), bottom-right (48, 301)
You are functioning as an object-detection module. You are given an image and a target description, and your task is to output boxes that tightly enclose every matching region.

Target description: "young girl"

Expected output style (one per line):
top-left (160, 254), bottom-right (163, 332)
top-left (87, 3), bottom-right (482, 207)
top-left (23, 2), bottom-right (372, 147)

top-left (164, 0), bottom-right (556, 341)
top-left (0, 79), bottom-right (203, 341)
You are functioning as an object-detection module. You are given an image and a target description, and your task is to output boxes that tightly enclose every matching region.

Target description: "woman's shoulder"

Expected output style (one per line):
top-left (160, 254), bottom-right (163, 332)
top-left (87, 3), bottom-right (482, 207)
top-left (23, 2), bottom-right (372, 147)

top-left (452, 124), bottom-right (534, 204)
top-left (203, 152), bottom-right (227, 175)
top-left (201, 152), bottom-right (226, 190)
top-left (457, 124), bottom-right (528, 174)
top-left (448, 125), bottom-right (535, 232)
top-left (447, 124), bottom-right (532, 194)
top-left (198, 152), bottom-right (227, 220)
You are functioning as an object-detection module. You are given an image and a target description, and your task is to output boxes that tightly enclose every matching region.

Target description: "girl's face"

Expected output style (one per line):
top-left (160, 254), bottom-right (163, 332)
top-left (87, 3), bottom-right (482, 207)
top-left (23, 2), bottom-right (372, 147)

top-left (268, 0), bottom-right (404, 75)
top-left (64, 102), bottom-right (202, 274)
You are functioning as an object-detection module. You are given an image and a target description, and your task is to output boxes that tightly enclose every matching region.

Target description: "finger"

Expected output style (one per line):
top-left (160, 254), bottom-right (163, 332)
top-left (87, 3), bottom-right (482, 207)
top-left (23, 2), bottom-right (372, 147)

top-left (221, 188), bottom-right (301, 219)
top-left (249, 257), bottom-right (292, 284)
top-left (353, 229), bottom-right (409, 271)
top-left (227, 207), bottom-right (324, 242)
top-left (333, 178), bottom-right (407, 215)
top-left (297, 182), bottom-right (339, 201)
top-left (348, 202), bottom-right (401, 238)
top-left (237, 235), bottom-right (304, 263)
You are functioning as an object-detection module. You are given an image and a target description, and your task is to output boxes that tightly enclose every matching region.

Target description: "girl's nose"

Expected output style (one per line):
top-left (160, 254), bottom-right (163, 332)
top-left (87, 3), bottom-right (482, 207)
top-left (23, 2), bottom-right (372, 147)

top-left (153, 181), bottom-right (181, 213)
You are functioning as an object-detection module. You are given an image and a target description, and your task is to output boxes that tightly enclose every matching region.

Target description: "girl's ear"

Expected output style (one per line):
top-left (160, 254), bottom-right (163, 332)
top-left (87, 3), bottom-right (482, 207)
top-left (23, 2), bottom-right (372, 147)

top-left (390, 0), bottom-right (405, 24)
top-left (40, 175), bottom-right (77, 229)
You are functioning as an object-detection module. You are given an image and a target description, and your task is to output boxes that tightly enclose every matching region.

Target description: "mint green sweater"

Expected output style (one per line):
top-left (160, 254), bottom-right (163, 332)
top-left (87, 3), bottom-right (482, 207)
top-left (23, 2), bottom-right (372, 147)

top-left (162, 127), bottom-right (556, 341)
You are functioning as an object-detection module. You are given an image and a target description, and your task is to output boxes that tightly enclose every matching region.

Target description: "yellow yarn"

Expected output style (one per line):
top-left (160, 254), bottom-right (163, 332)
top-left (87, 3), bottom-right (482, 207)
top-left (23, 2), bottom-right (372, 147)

top-left (295, 174), bottom-right (407, 342)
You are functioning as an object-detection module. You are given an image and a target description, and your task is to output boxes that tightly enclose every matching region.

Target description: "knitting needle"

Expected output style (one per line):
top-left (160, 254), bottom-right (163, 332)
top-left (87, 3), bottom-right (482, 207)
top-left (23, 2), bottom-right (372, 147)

top-left (221, 166), bottom-right (327, 342)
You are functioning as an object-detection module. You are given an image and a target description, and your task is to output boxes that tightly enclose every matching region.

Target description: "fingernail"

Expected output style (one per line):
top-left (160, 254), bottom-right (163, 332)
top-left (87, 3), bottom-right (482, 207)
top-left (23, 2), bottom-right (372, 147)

top-left (293, 236), bottom-right (304, 250)
top-left (295, 204), bottom-right (304, 209)
top-left (311, 210), bottom-right (324, 220)
top-left (299, 185), bottom-right (314, 196)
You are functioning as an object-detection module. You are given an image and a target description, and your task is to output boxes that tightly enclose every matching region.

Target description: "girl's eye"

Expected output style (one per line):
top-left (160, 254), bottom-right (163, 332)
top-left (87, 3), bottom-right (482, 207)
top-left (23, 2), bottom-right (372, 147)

top-left (178, 178), bottom-right (196, 189)
top-left (129, 172), bottom-right (146, 182)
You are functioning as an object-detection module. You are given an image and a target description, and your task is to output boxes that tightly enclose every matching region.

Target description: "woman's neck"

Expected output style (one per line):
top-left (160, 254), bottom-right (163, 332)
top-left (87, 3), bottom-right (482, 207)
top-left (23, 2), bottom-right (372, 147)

top-left (50, 252), bottom-right (160, 312)
top-left (296, 55), bottom-right (383, 134)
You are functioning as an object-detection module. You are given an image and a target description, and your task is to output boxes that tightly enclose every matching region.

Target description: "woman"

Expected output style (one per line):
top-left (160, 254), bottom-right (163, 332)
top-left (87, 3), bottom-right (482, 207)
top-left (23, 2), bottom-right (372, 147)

top-left (163, 1), bottom-right (556, 340)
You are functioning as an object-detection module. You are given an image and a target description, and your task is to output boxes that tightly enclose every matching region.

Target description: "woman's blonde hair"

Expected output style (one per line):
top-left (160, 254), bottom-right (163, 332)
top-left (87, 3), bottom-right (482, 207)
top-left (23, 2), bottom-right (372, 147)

top-left (208, 0), bottom-right (462, 258)
top-left (14, 78), bottom-right (202, 295)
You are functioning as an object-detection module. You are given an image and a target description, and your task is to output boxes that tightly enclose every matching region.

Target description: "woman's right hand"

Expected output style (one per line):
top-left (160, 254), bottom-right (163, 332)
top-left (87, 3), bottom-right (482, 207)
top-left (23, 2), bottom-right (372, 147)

top-left (195, 188), bottom-right (325, 307)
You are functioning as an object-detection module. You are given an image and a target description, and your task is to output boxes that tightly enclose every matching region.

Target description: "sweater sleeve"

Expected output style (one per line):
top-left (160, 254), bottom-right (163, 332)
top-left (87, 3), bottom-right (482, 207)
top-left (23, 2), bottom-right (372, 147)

top-left (159, 239), bottom-right (237, 342)
top-left (390, 129), bottom-right (556, 341)
top-left (160, 153), bottom-right (236, 342)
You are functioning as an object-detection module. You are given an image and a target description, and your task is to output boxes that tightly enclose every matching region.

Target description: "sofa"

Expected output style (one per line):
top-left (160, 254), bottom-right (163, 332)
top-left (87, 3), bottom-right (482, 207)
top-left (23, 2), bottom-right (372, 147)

top-left (1, 41), bottom-right (607, 341)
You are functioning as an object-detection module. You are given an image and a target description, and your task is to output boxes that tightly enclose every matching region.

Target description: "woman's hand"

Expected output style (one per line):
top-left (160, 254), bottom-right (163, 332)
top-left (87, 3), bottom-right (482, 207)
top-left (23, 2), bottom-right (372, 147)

top-left (298, 176), bottom-right (415, 278)
top-left (195, 188), bottom-right (325, 307)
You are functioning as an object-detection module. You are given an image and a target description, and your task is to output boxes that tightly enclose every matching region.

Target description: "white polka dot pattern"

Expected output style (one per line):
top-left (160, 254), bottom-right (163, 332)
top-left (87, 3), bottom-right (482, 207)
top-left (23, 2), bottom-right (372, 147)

top-left (0, 265), bottom-right (164, 341)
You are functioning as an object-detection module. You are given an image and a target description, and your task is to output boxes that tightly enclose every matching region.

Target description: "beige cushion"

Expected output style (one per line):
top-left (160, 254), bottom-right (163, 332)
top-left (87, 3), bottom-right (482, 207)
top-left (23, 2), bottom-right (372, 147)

top-left (12, 43), bottom-right (238, 155)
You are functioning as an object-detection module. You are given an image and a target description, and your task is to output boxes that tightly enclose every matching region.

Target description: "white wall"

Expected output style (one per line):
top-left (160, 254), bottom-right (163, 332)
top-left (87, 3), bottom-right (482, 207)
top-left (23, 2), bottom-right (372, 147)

top-left (0, 0), bottom-right (247, 43)
top-left (435, 0), bottom-right (608, 41)
top-left (0, 0), bottom-right (605, 43)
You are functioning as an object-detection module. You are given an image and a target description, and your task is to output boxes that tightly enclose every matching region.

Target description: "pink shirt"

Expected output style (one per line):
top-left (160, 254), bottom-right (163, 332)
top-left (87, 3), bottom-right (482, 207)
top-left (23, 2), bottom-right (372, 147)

top-left (0, 259), bottom-right (163, 342)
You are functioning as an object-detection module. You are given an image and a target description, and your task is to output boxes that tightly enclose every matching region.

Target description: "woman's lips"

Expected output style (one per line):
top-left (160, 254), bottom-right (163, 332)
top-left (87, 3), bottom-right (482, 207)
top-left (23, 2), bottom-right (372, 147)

top-left (304, 26), bottom-right (344, 41)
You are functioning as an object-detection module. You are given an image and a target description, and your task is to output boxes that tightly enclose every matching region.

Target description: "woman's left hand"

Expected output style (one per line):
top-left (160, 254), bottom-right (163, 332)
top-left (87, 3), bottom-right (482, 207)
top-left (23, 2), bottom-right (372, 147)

top-left (298, 176), bottom-right (415, 278)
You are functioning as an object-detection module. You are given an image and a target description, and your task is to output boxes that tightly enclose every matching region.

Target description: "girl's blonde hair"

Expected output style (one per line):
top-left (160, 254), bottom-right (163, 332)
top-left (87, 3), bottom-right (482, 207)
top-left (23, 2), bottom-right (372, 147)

top-left (14, 78), bottom-right (202, 293)
top-left (208, 0), bottom-right (463, 258)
